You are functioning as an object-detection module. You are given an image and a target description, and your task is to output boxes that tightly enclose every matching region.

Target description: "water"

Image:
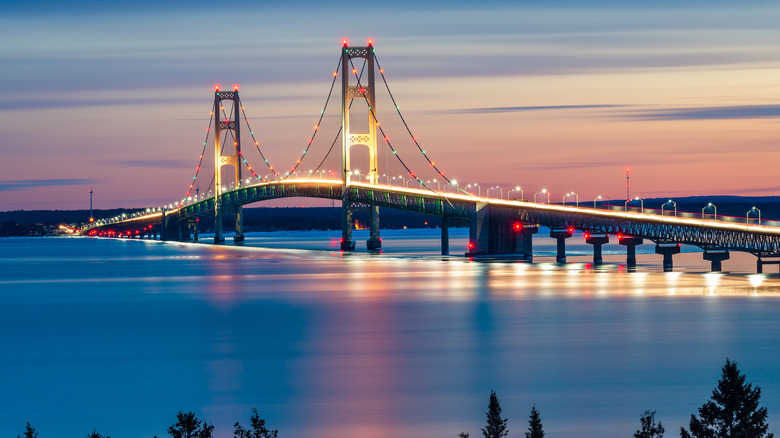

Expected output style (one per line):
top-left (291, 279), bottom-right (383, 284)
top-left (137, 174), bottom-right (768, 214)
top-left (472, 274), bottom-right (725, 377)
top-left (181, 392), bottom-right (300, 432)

top-left (2, 229), bottom-right (780, 437)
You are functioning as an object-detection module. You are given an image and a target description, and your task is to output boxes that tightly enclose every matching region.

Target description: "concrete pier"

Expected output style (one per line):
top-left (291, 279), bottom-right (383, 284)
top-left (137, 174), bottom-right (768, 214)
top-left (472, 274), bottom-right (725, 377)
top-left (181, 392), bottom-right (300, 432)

top-left (549, 228), bottom-right (573, 263)
top-left (618, 236), bottom-right (643, 266)
top-left (703, 250), bottom-right (729, 272)
top-left (466, 203), bottom-right (528, 257)
top-left (518, 225), bottom-right (538, 261)
top-left (367, 205), bottom-right (381, 250)
top-left (655, 243), bottom-right (681, 272)
top-left (585, 233), bottom-right (609, 264)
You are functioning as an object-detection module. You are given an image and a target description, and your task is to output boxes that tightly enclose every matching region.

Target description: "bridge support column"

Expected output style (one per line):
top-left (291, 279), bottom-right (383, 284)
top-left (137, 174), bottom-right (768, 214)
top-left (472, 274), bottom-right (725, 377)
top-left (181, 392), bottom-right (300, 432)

top-left (214, 209), bottom-right (225, 244)
top-left (340, 202), bottom-right (356, 251)
top-left (466, 202), bottom-right (526, 258)
top-left (367, 205), bottom-right (381, 250)
top-left (550, 229), bottom-right (573, 263)
top-left (585, 234), bottom-right (609, 265)
top-left (517, 225), bottom-right (538, 261)
top-left (234, 206), bottom-right (244, 244)
top-left (703, 250), bottom-right (729, 272)
top-left (192, 220), bottom-right (199, 242)
top-left (618, 236), bottom-right (643, 266)
top-left (441, 216), bottom-right (449, 255)
top-left (655, 243), bottom-right (681, 272)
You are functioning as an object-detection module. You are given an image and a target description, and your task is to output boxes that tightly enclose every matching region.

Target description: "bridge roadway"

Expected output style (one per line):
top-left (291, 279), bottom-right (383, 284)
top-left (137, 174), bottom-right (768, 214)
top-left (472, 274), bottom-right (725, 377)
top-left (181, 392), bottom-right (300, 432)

top-left (80, 179), bottom-right (780, 270)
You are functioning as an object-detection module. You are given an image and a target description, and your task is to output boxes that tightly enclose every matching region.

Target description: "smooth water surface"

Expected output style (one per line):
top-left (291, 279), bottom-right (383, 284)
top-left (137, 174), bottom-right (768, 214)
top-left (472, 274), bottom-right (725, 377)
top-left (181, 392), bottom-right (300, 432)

top-left (2, 230), bottom-right (780, 437)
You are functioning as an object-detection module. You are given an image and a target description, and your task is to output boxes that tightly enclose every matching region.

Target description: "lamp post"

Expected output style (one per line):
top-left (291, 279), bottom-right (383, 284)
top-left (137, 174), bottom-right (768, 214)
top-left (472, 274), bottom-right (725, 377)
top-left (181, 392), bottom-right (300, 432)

top-left (534, 189), bottom-right (549, 204)
top-left (509, 186), bottom-right (523, 201)
top-left (748, 206), bottom-right (761, 224)
top-left (662, 200), bottom-right (677, 217)
top-left (406, 177), bottom-right (416, 188)
top-left (593, 195), bottom-right (602, 209)
top-left (487, 186), bottom-right (503, 198)
top-left (563, 192), bottom-right (578, 207)
top-left (467, 183), bottom-right (481, 196)
top-left (702, 202), bottom-right (716, 219)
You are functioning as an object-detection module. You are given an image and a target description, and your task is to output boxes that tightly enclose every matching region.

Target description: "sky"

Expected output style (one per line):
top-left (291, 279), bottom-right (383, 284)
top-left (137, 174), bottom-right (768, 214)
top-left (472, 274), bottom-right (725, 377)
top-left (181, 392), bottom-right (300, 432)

top-left (2, 0), bottom-right (780, 211)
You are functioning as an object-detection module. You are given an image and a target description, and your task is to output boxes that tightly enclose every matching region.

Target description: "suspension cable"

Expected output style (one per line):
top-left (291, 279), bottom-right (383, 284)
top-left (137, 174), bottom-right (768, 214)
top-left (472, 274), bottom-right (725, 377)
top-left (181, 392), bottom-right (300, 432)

top-left (183, 107), bottom-right (214, 201)
top-left (374, 53), bottom-right (472, 196)
top-left (279, 54), bottom-right (343, 180)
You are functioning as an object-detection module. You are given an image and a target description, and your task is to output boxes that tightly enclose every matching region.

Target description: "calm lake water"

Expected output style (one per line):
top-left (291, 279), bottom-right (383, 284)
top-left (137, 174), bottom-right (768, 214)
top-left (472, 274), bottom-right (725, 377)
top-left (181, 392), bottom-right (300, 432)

top-left (2, 228), bottom-right (780, 437)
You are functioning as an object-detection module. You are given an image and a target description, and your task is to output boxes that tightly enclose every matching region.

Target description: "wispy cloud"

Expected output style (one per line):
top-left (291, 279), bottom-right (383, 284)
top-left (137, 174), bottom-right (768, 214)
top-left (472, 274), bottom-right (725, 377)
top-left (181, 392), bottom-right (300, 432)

top-left (628, 104), bottom-right (780, 120)
top-left (0, 178), bottom-right (97, 192)
top-left (0, 97), bottom-right (201, 111)
top-left (114, 159), bottom-right (192, 168)
top-left (456, 105), bottom-right (624, 114)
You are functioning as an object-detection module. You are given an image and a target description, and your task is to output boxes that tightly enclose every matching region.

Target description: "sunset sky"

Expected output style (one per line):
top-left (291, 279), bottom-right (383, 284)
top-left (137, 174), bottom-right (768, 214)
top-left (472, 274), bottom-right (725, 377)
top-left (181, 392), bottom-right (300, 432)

top-left (2, 0), bottom-right (780, 210)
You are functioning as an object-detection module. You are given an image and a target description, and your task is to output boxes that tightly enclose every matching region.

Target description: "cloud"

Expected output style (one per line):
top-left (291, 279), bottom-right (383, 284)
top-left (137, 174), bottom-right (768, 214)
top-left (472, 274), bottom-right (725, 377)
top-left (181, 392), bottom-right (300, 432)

top-left (456, 105), bottom-right (624, 114)
top-left (114, 159), bottom-right (192, 168)
top-left (628, 104), bottom-right (780, 120)
top-left (0, 178), bottom-right (97, 192)
top-left (0, 97), bottom-right (201, 111)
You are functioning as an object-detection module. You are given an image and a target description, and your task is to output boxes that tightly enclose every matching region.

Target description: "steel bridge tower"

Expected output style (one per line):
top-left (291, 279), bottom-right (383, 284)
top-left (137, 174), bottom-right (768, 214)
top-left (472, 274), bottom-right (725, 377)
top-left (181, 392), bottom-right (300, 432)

top-left (213, 86), bottom-right (244, 244)
top-left (341, 41), bottom-right (380, 250)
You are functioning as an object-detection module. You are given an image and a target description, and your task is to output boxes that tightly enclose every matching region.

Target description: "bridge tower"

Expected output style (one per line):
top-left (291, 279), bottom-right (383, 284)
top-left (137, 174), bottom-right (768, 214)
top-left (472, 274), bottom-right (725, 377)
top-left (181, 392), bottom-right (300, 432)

top-left (341, 41), bottom-right (380, 250)
top-left (213, 86), bottom-right (244, 244)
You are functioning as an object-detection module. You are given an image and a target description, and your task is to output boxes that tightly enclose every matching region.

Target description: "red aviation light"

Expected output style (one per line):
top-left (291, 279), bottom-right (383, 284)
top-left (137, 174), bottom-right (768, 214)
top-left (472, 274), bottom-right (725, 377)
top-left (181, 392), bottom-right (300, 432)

top-left (568, 228), bottom-right (574, 233)
top-left (585, 233), bottom-right (590, 239)
top-left (468, 242), bottom-right (475, 250)
top-left (214, 84), bottom-right (220, 91)
top-left (367, 38), bottom-right (373, 46)
top-left (618, 234), bottom-right (623, 240)
top-left (342, 39), bottom-right (348, 46)
top-left (233, 84), bottom-right (239, 91)
top-left (514, 222), bottom-right (522, 231)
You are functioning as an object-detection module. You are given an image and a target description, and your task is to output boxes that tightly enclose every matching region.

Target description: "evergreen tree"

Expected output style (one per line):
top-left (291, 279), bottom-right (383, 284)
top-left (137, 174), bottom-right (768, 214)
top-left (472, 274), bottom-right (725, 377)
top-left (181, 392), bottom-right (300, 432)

top-left (481, 390), bottom-right (509, 438)
top-left (634, 410), bottom-right (664, 438)
top-left (681, 358), bottom-right (773, 438)
top-left (167, 411), bottom-right (214, 438)
top-left (233, 408), bottom-right (278, 438)
top-left (86, 428), bottom-right (111, 438)
top-left (526, 405), bottom-right (545, 438)
top-left (19, 422), bottom-right (38, 438)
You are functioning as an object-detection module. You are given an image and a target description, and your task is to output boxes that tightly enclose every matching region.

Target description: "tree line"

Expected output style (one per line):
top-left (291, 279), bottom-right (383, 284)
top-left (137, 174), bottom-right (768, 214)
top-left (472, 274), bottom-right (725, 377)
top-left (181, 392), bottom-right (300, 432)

top-left (17, 359), bottom-right (773, 438)
top-left (467, 359), bottom-right (773, 438)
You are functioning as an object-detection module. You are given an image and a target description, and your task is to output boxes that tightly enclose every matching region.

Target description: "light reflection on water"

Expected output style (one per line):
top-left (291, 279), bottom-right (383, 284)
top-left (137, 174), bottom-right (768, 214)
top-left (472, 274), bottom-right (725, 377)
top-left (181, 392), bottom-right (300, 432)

top-left (1, 232), bottom-right (780, 438)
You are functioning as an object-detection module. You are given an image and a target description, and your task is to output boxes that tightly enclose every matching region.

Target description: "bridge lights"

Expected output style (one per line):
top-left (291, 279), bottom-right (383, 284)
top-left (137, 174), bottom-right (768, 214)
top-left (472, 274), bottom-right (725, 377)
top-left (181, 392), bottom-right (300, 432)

top-left (467, 183), bottom-right (481, 196)
top-left (662, 200), bottom-right (677, 217)
top-left (509, 186), bottom-right (523, 201)
top-left (563, 192), bottom-right (579, 207)
top-left (702, 202), bottom-right (716, 220)
top-left (748, 206), bottom-right (761, 225)
top-left (513, 222), bottom-right (522, 231)
top-left (533, 189), bottom-right (549, 204)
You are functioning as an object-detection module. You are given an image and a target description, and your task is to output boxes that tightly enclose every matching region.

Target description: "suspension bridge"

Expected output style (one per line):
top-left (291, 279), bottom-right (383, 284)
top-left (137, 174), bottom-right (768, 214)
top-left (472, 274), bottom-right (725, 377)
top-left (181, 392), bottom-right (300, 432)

top-left (79, 40), bottom-right (780, 273)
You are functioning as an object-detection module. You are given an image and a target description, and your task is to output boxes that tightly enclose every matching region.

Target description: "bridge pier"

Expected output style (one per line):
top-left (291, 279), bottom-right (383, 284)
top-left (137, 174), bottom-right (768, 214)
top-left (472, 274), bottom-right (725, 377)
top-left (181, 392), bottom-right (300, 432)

top-left (466, 202), bottom-right (526, 258)
top-left (518, 225), bottom-right (538, 261)
top-left (191, 220), bottom-right (199, 242)
top-left (550, 229), bottom-right (573, 263)
top-left (618, 236), bottom-right (644, 266)
top-left (585, 233), bottom-right (609, 264)
top-left (340, 202), bottom-right (356, 251)
top-left (441, 216), bottom-right (450, 255)
top-left (367, 205), bottom-right (381, 250)
top-left (655, 243), bottom-right (681, 272)
top-left (756, 257), bottom-right (780, 274)
top-left (234, 206), bottom-right (244, 244)
top-left (703, 250), bottom-right (729, 272)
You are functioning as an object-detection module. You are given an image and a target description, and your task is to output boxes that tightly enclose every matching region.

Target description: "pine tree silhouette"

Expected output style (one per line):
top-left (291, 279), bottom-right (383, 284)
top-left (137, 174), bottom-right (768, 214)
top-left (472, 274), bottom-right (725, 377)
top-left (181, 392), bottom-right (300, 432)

top-left (481, 390), bottom-right (509, 438)
top-left (634, 410), bottom-right (663, 438)
top-left (525, 405), bottom-right (544, 438)
top-left (681, 358), bottom-right (773, 438)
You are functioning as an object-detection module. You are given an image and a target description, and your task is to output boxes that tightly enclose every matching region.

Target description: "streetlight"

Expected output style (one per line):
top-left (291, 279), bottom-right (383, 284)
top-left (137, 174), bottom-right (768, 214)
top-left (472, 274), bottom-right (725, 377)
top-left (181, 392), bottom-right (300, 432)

top-left (563, 192), bottom-right (579, 207)
top-left (509, 186), bottom-right (523, 201)
top-left (624, 197), bottom-right (643, 212)
top-left (662, 200), bottom-right (677, 217)
top-left (534, 188), bottom-right (549, 204)
top-left (429, 179), bottom-right (441, 190)
top-left (593, 195), bottom-right (602, 209)
top-left (702, 202), bottom-right (716, 219)
top-left (748, 206), bottom-right (761, 224)
top-left (487, 186), bottom-right (502, 198)
top-left (467, 183), bottom-right (481, 196)
top-left (406, 177), bottom-right (417, 188)
top-left (382, 174), bottom-right (390, 184)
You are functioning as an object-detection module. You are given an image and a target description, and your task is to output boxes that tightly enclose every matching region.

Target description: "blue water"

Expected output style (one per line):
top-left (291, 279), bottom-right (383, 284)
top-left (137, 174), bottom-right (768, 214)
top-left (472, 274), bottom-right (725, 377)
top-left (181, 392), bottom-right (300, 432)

top-left (2, 230), bottom-right (780, 437)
